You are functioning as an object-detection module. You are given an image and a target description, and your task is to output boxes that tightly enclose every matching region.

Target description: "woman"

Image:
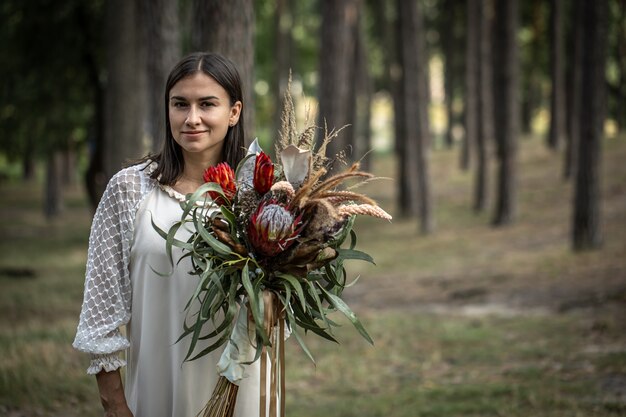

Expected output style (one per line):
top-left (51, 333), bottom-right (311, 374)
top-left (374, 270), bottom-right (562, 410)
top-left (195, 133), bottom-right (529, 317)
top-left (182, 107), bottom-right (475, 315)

top-left (73, 52), bottom-right (260, 417)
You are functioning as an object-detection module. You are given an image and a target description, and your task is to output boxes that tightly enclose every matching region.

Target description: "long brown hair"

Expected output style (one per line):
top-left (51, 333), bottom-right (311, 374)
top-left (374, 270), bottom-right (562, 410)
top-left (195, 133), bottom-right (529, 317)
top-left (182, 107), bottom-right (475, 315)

top-left (144, 52), bottom-right (246, 185)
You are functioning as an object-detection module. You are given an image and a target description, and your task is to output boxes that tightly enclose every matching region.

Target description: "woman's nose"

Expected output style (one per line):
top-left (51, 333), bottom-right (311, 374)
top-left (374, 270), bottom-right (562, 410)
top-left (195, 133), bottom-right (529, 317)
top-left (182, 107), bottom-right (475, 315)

top-left (185, 106), bottom-right (200, 125)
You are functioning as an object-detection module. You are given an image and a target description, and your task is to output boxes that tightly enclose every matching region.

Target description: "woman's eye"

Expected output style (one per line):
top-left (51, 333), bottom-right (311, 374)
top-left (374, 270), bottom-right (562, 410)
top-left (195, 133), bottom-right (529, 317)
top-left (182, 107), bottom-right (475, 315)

top-left (201, 101), bottom-right (216, 107)
top-left (173, 102), bottom-right (187, 108)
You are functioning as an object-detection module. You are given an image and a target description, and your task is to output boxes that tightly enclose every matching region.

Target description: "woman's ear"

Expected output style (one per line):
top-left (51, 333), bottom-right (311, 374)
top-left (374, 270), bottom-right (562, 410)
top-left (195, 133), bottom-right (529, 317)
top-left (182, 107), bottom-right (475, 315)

top-left (229, 101), bottom-right (242, 126)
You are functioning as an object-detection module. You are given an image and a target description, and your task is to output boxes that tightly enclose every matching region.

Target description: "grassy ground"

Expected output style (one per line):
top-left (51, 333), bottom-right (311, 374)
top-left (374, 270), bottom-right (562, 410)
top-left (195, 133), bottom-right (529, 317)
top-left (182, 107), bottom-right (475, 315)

top-left (1, 135), bottom-right (625, 416)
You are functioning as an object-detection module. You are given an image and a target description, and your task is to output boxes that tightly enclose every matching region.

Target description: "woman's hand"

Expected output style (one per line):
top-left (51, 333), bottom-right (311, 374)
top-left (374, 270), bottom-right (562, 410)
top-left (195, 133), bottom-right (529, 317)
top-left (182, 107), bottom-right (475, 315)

top-left (96, 368), bottom-right (133, 417)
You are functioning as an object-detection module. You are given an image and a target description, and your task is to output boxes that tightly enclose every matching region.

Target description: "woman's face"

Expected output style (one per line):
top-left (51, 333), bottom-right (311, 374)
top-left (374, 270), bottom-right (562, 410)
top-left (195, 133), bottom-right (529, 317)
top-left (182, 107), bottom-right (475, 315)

top-left (168, 72), bottom-right (241, 164)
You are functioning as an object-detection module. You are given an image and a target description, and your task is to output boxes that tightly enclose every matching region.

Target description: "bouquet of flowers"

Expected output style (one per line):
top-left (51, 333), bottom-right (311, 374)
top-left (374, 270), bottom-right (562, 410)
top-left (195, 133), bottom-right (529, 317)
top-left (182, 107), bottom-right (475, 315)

top-left (153, 85), bottom-right (391, 417)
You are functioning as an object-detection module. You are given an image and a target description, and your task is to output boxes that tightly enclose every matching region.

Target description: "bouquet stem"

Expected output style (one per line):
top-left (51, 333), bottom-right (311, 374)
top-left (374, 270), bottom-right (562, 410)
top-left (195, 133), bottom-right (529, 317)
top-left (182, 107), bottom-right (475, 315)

top-left (198, 376), bottom-right (239, 417)
top-left (259, 291), bottom-right (285, 417)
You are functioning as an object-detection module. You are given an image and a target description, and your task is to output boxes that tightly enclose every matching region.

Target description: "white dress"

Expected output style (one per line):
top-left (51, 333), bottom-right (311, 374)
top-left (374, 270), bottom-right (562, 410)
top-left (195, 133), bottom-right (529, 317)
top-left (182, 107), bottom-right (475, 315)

top-left (73, 162), bottom-right (260, 417)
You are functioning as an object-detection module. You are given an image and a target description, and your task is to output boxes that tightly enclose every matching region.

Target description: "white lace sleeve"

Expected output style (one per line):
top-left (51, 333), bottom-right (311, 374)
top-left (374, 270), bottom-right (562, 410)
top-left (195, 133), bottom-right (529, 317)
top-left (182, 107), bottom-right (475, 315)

top-left (73, 164), bottom-right (155, 374)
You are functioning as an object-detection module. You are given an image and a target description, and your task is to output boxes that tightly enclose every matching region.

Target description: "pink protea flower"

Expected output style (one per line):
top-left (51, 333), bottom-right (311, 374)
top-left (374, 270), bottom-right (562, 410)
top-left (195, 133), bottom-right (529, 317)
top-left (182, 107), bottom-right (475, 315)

top-left (248, 200), bottom-right (301, 257)
top-left (253, 152), bottom-right (274, 195)
top-left (203, 162), bottom-right (237, 205)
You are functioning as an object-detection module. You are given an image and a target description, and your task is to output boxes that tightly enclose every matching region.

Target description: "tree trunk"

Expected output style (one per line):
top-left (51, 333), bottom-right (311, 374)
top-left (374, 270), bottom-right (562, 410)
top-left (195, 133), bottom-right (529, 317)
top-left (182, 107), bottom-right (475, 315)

top-left (44, 151), bottom-right (64, 219)
top-left (21, 142), bottom-right (35, 182)
top-left (103, 0), bottom-right (145, 179)
top-left (140, 0), bottom-right (180, 152)
top-left (573, 0), bottom-right (608, 251)
top-left (61, 147), bottom-right (76, 187)
top-left (492, 0), bottom-right (519, 226)
top-left (615, 0), bottom-right (626, 133)
top-left (547, 0), bottom-right (566, 150)
top-left (463, 0), bottom-right (479, 172)
top-left (318, 0), bottom-right (359, 168)
top-left (474, 0), bottom-right (495, 212)
top-left (272, 0), bottom-right (294, 142)
top-left (349, 6), bottom-right (372, 170)
top-left (520, 0), bottom-right (543, 135)
top-left (440, 0), bottom-right (462, 149)
top-left (75, 2), bottom-right (107, 209)
top-left (192, 0), bottom-right (255, 140)
top-left (398, 0), bottom-right (434, 234)
top-left (564, 0), bottom-right (583, 180)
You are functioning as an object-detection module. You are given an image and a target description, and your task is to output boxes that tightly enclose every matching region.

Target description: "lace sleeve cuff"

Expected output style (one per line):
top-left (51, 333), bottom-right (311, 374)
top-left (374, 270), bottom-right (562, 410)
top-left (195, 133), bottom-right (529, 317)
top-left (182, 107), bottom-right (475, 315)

top-left (87, 352), bottom-right (127, 375)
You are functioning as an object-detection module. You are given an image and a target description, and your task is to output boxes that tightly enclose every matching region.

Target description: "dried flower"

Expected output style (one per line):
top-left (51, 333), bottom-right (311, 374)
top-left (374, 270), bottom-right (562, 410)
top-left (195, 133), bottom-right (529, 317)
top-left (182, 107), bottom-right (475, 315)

top-left (248, 200), bottom-right (301, 257)
top-left (203, 162), bottom-right (237, 205)
top-left (337, 204), bottom-right (392, 220)
top-left (253, 152), bottom-right (274, 194)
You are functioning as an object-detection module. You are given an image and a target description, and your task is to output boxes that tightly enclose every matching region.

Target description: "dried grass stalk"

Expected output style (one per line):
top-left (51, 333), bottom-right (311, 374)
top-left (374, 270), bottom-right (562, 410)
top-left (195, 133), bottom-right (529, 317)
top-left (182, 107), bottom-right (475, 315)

top-left (197, 376), bottom-right (239, 417)
top-left (337, 204), bottom-right (392, 220)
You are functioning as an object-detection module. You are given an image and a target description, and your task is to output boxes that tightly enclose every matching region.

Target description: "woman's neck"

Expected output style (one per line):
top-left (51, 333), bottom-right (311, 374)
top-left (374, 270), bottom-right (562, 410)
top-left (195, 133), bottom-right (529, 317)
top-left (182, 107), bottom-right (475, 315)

top-left (181, 152), bottom-right (220, 182)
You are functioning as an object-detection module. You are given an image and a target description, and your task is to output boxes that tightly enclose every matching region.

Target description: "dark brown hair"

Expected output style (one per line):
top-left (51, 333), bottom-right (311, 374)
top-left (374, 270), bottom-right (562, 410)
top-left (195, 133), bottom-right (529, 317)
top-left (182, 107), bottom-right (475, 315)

top-left (145, 52), bottom-right (246, 185)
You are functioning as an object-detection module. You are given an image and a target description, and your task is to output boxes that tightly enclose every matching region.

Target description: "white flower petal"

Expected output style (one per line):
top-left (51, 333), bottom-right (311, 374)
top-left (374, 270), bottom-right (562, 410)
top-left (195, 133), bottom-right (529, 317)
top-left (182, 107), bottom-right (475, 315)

top-left (237, 138), bottom-right (264, 191)
top-left (280, 145), bottom-right (311, 188)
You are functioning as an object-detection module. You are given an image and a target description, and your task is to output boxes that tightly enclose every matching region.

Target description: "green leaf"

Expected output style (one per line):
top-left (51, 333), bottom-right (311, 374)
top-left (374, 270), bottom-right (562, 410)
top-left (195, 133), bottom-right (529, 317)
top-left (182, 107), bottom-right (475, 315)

top-left (241, 263), bottom-right (270, 345)
top-left (275, 272), bottom-right (307, 311)
top-left (193, 211), bottom-right (233, 256)
top-left (318, 284), bottom-right (373, 345)
top-left (336, 248), bottom-right (375, 264)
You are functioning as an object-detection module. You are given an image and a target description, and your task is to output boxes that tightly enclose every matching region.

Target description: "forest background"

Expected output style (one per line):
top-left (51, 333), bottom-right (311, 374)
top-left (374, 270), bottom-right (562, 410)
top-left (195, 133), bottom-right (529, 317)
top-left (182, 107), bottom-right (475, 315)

top-left (0, 0), bottom-right (625, 416)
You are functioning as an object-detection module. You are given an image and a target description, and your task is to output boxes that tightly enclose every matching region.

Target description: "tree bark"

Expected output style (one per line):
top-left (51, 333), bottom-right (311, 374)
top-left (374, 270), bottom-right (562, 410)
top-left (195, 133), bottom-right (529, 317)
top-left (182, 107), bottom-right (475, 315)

top-left (348, 6), bottom-right (372, 170)
top-left (463, 0), bottom-right (479, 172)
top-left (192, 0), bottom-right (255, 141)
top-left (398, 0), bottom-right (434, 234)
top-left (272, 0), bottom-right (294, 142)
top-left (318, 0), bottom-right (359, 168)
top-left (474, 0), bottom-right (495, 212)
top-left (573, 0), bottom-right (608, 251)
top-left (615, 0), bottom-right (626, 133)
top-left (140, 0), bottom-right (180, 152)
top-left (44, 151), bottom-right (64, 219)
top-left (520, 0), bottom-right (544, 135)
top-left (21, 141), bottom-right (35, 182)
top-left (547, 0), bottom-right (566, 150)
top-left (103, 0), bottom-right (145, 179)
top-left (564, 0), bottom-right (583, 180)
top-left (492, 0), bottom-right (519, 226)
top-left (440, 0), bottom-right (462, 149)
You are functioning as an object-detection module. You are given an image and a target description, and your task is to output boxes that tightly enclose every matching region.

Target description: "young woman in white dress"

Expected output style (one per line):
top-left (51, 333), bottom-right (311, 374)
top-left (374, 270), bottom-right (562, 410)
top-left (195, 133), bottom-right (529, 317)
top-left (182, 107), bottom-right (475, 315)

top-left (73, 52), bottom-right (261, 417)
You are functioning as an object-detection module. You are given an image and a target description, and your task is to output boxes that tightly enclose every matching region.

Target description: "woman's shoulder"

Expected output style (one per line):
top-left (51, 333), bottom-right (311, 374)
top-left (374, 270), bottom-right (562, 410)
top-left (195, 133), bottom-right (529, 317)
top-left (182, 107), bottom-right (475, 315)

top-left (106, 160), bottom-right (158, 199)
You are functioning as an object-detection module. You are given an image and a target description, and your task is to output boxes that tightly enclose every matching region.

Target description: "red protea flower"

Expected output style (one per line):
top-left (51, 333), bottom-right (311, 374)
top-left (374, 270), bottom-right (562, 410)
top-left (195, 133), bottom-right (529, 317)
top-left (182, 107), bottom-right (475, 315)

top-left (203, 162), bottom-right (237, 205)
top-left (248, 200), bottom-right (302, 257)
top-left (253, 152), bottom-right (274, 194)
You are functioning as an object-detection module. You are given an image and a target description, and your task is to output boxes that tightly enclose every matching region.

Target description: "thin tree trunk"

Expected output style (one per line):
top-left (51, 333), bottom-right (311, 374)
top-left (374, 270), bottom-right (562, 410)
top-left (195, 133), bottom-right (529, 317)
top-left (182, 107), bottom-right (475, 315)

top-left (61, 147), bottom-right (76, 187)
top-left (103, 0), bottom-right (144, 179)
top-left (21, 142), bottom-right (35, 182)
top-left (140, 0), bottom-right (180, 152)
top-left (463, 0), bottom-right (479, 172)
top-left (474, 0), bottom-right (494, 212)
top-left (616, 0), bottom-right (626, 133)
top-left (441, 0), bottom-right (456, 149)
top-left (192, 0), bottom-right (255, 139)
top-left (350, 6), bottom-right (372, 170)
top-left (547, 0), bottom-right (566, 150)
top-left (564, 0), bottom-right (583, 180)
top-left (573, 0), bottom-right (608, 251)
top-left (521, 0), bottom-right (543, 135)
top-left (75, 3), bottom-right (106, 209)
top-left (318, 0), bottom-right (359, 168)
top-left (273, 0), bottom-right (294, 144)
top-left (492, 0), bottom-right (519, 226)
top-left (44, 151), bottom-right (64, 219)
top-left (398, 0), bottom-right (434, 234)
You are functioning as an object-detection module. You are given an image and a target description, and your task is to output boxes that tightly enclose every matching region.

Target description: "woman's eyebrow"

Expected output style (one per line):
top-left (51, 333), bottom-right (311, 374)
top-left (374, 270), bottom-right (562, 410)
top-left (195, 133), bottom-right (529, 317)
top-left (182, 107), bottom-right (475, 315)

top-left (169, 95), bottom-right (219, 101)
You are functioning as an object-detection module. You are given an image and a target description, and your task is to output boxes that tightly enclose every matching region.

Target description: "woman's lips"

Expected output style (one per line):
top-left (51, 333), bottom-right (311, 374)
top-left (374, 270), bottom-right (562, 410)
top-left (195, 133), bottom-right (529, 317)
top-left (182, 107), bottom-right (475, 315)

top-left (182, 130), bottom-right (207, 136)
